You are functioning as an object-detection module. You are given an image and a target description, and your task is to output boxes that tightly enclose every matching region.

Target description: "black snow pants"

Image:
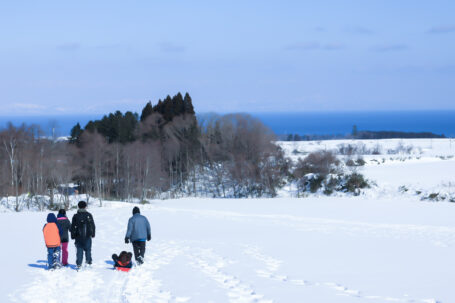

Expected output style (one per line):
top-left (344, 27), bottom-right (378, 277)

top-left (132, 241), bottom-right (146, 262)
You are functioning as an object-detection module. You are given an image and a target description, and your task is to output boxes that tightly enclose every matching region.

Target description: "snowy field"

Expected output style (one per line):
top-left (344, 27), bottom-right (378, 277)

top-left (1, 197), bottom-right (454, 303)
top-left (279, 139), bottom-right (455, 200)
top-left (2, 139), bottom-right (455, 302)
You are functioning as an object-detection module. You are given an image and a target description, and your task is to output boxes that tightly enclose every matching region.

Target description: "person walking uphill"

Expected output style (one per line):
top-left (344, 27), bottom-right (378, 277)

top-left (71, 201), bottom-right (95, 269)
top-left (57, 209), bottom-right (71, 266)
top-left (125, 207), bottom-right (151, 265)
top-left (43, 213), bottom-right (61, 270)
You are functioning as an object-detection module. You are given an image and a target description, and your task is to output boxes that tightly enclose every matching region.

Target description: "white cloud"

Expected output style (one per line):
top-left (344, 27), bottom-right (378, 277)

top-left (0, 103), bottom-right (49, 115)
top-left (11, 103), bottom-right (46, 110)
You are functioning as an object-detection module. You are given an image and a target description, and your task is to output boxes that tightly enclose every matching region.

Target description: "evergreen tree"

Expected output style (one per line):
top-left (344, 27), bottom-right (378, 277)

top-left (97, 114), bottom-right (117, 143)
top-left (119, 111), bottom-right (138, 143)
top-left (140, 101), bottom-right (153, 122)
top-left (163, 95), bottom-right (174, 121)
top-left (153, 99), bottom-right (163, 115)
top-left (70, 123), bottom-right (83, 145)
top-left (183, 92), bottom-right (195, 114)
top-left (173, 92), bottom-right (185, 115)
top-left (85, 120), bottom-right (98, 133)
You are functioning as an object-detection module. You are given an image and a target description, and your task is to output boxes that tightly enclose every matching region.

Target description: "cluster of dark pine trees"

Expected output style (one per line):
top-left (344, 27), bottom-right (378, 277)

top-left (66, 93), bottom-right (200, 201)
top-left (62, 92), bottom-right (285, 202)
top-left (70, 92), bottom-right (195, 145)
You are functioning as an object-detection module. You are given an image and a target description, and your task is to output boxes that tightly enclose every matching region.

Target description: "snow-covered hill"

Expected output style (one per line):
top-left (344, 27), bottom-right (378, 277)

top-left (3, 197), bottom-right (454, 303)
top-left (2, 139), bottom-right (455, 302)
top-left (279, 139), bottom-right (455, 200)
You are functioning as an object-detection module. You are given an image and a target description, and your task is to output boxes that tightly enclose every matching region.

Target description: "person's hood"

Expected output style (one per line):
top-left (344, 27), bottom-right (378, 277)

top-left (47, 213), bottom-right (57, 223)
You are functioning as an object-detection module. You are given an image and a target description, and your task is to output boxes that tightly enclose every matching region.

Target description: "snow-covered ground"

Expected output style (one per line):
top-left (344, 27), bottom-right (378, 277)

top-left (279, 139), bottom-right (455, 200)
top-left (2, 197), bottom-right (455, 303)
top-left (2, 139), bottom-right (455, 302)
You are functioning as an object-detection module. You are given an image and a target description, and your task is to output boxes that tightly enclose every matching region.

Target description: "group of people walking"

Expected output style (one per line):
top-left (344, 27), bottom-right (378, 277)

top-left (42, 201), bottom-right (151, 271)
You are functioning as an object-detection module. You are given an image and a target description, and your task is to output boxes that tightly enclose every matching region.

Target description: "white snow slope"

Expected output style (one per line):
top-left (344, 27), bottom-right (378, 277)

top-left (2, 197), bottom-right (455, 303)
top-left (279, 139), bottom-right (455, 199)
top-left (2, 138), bottom-right (455, 302)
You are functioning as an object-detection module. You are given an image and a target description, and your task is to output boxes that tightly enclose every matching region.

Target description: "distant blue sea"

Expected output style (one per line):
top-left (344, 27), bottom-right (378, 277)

top-left (0, 111), bottom-right (454, 137)
top-left (252, 111), bottom-right (455, 137)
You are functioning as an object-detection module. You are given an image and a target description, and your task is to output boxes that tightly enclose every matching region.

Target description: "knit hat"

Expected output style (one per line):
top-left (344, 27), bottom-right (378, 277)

top-left (47, 213), bottom-right (57, 223)
top-left (78, 201), bottom-right (87, 209)
top-left (132, 206), bottom-right (140, 215)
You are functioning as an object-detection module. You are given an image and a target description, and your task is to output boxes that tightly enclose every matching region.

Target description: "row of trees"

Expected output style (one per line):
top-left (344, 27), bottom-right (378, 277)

top-left (0, 93), bottom-right (289, 210)
top-left (0, 124), bottom-right (76, 211)
top-left (0, 93), bottom-right (373, 211)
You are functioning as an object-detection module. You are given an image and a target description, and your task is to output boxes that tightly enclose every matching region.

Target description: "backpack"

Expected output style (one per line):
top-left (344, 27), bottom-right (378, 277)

top-left (43, 223), bottom-right (61, 248)
top-left (76, 213), bottom-right (92, 240)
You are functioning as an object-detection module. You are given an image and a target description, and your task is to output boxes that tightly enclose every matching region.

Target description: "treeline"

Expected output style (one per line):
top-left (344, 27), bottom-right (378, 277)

top-left (0, 93), bottom-right (288, 210)
top-left (283, 129), bottom-right (445, 141)
top-left (0, 124), bottom-right (77, 211)
top-left (282, 134), bottom-right (346, 141)
top-left (353, 130), bottom-right (445, 139)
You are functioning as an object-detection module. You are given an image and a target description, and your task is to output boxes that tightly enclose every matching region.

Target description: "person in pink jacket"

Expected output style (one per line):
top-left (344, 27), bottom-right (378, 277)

top-left (57, 209), bottom-right (71, 266)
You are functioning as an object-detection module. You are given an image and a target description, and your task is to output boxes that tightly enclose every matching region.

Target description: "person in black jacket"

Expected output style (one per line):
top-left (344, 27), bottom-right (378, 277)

top-left (57, 209), bottom-right (71, 266)
top-left (71, 201), bottom-right (95, 269)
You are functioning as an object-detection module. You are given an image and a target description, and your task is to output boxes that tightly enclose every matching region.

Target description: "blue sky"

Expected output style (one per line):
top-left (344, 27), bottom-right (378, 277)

top-left (0, 0), bottom-right (454, 115)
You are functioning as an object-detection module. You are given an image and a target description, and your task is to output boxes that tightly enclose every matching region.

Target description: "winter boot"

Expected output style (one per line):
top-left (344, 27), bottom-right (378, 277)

top-left (137, 256), bottom-right (144, 265)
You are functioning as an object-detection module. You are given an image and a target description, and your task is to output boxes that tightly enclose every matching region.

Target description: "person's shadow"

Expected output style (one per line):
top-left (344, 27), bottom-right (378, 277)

top-left (28, 260), bottom-right (78, 270)
top-left (28, 260), bottom-right (47, 269)
top-left (105, 260), bottom-right (115, 270)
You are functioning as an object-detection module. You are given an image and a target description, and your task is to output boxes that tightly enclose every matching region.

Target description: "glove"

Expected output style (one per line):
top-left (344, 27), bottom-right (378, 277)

top-left (71, 234), bottom-right (75, 240)
top-left (147, 235), bottom-right (151, 241)
top-left (125, 237), bottom-right (129, 244)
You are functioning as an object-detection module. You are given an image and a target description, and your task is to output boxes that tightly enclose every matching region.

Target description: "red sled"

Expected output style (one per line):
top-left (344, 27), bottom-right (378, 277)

top-left (115, 260), bottom-right (132, 272)
top-left (116, 267), bottom-right (131, 272)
